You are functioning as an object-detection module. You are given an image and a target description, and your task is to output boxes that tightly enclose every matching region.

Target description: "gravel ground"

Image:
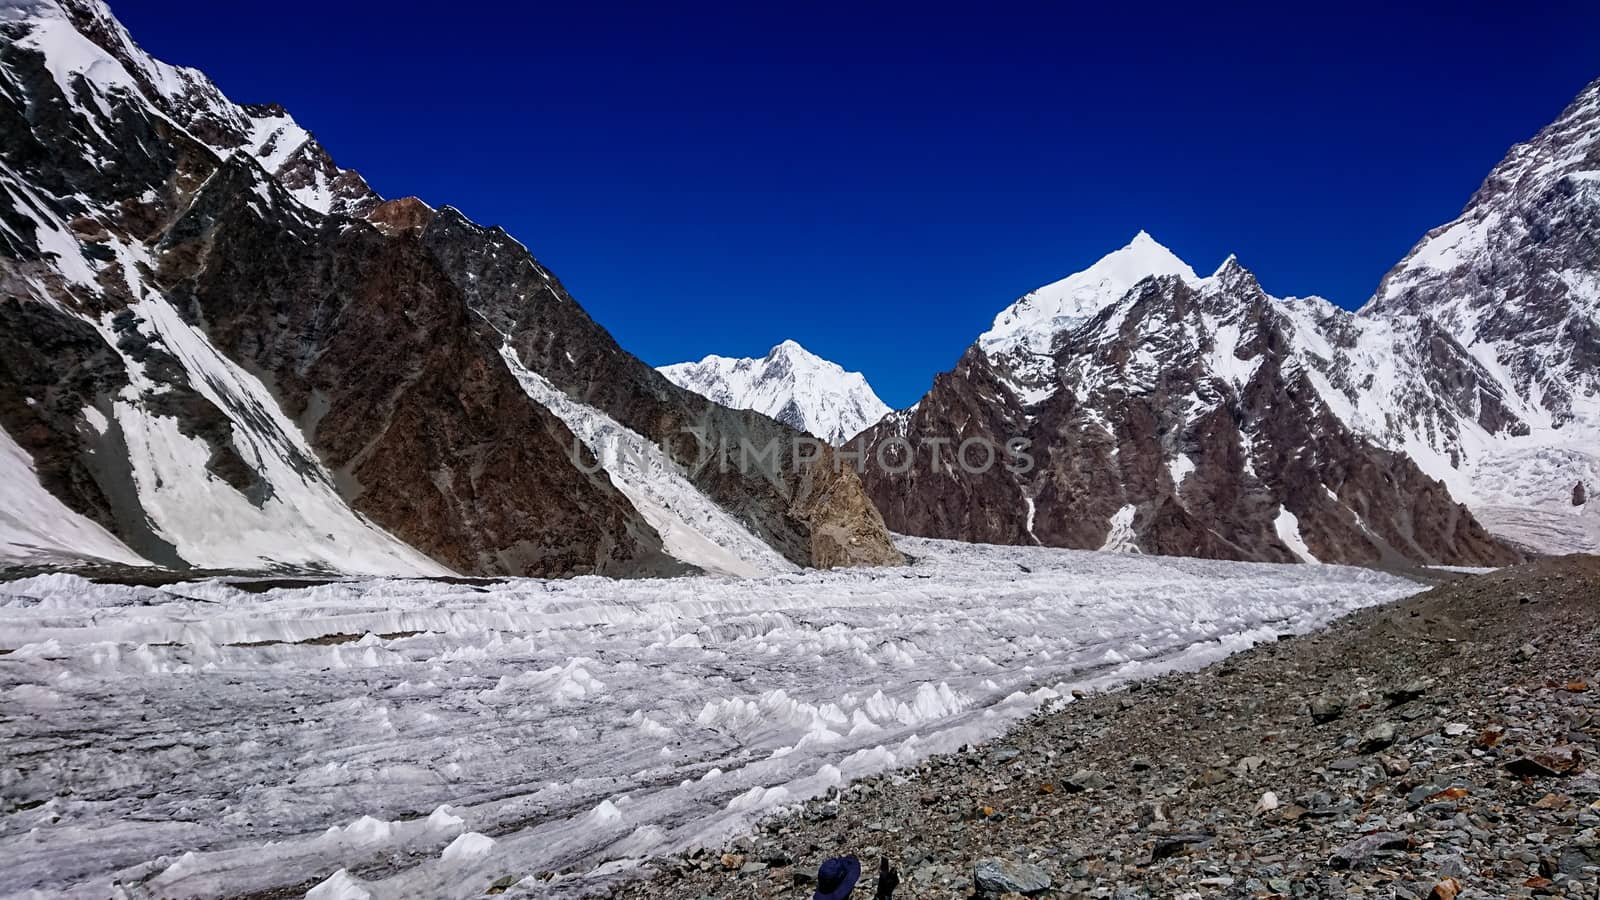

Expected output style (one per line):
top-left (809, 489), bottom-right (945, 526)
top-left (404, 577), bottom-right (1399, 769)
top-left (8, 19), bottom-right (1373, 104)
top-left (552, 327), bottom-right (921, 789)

top-left (599, 555), bottom-right (1600, 900)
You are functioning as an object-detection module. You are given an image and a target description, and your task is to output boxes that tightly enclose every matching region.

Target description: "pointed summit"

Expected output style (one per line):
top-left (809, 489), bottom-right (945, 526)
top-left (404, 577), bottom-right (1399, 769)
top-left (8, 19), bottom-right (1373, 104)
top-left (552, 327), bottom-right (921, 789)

top-left (979, 231), bottom-right (1198, 355)
top-left (1210, 253), bottom-right (1241, 277)
top-left (1205, 254), bottom-right (1262, 292)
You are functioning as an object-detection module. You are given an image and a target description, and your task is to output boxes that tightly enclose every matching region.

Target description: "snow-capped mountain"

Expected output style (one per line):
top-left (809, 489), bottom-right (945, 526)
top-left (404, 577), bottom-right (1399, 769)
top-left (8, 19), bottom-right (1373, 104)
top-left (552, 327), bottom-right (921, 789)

top-left (857, 72), bottom-right (1600, 565)
top-left (857, 236), bottom-right (1520, 567)
top-left (0, 0), bottom-right (899, 576)
top-left (659, 341), bottom-right (891, 445)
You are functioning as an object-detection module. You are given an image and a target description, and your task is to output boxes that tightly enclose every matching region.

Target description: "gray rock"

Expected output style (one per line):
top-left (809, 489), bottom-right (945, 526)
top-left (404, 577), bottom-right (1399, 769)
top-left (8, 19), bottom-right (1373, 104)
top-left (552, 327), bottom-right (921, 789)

top-left (989, 746), bottom-right (1022, 763)
top-left (1329, 831), bottom-right (1409, 869)
top-left (973, 857), bottom-right (1051, 896)
top-left (1311, 696), bottom-right (1346, 724)
top-left (1385, 678), bottom-right (1432, 707)
top-left (1151, 833), bottom-right (1213, 861)
top-left (1359, 722), bottom-right (1399, 753)
top-left (1063, 769), bottom-right (1107, 792)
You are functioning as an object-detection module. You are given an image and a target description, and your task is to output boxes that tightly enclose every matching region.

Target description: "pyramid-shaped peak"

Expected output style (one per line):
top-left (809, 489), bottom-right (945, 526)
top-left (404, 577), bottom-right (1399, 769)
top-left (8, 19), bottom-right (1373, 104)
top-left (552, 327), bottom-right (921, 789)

top-left (1096, 231), bottom-right (1197, 284)
top-left (979, 231), bottom-right (1199, 354)
top-left (1203, 253), bottom-right (1264, 295)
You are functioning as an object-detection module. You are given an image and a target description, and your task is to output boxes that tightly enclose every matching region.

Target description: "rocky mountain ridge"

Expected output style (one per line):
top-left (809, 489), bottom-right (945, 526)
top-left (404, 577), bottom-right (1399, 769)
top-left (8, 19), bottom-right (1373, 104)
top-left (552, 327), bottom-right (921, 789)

top-left (0, 0), bottom-right (900, 576)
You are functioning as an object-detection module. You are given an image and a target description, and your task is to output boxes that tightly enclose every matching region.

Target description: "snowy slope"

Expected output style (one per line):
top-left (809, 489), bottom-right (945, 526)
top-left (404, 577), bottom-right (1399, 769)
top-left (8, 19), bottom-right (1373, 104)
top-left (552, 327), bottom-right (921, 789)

top-left (0, 426), bottom-right (145, 566)
top-left (0, 535), bottom-right (1418, 898)
top-left (1, 0), bottom-right (372, 215)
top-left (497, 344), bottom-right (796, 577)
top-left (659, 341), bottom-right (891, 445)
top-left (859, 233), bottom-right (1524, 564)
top-left (94, 292), bottom-right (454, 575)
top-left (0, 0), bottom-right (447, 574)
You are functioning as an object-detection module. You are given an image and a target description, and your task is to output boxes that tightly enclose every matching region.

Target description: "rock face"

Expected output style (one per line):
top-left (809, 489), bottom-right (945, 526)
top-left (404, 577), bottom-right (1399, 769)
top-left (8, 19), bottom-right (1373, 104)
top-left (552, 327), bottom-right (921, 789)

top-left (0, 0), bottom-right (898, 574)
top-left (658, 341), bottom-right (892, 446)
top-left (858, 240), bottom-right (1521, 566)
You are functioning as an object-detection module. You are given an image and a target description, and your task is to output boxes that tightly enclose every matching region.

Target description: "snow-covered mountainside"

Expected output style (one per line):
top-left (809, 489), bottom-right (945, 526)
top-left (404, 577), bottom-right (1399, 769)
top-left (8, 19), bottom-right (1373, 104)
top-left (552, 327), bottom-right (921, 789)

top-left (659, 341), bottom-right (891, 445)
top-left (1355, 77), bottom-right (1600, 553)
top-left (0, 0), bottom-right (899, 575)
top-left (0, 535), bottom-right (1418, 897)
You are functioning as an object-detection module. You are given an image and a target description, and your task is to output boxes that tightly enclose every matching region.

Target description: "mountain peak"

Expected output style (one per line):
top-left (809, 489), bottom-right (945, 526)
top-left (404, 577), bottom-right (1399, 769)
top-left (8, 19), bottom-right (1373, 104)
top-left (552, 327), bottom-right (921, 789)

top-left (660, 344), bottom-right (890, 445)
top-left (1099, 231), bottom-right (1195, 284)
top-left (979, 231), bottom-right (1198, 355)
top-left (1210, 253), bottom-right (1241, 276)
top-left (1199, 254), bottom-right (1267, 300)
top-left (768, 339), bottom-right (811, 361)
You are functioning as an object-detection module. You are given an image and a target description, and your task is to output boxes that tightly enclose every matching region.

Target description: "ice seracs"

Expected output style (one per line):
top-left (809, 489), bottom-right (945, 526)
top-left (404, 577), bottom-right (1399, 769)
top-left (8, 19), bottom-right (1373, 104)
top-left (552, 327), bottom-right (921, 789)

top-left (659, 340), bottom-right (891, 445)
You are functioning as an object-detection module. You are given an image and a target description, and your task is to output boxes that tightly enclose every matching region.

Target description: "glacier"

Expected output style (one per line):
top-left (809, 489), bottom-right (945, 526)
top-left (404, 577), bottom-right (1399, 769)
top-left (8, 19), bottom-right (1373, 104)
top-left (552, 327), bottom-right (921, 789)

top-left (0, 536), bottom-right (1419, 898)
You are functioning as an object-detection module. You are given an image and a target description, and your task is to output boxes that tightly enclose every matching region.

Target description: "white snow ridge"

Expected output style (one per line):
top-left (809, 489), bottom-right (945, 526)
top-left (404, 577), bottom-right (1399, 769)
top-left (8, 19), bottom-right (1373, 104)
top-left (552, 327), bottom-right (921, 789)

top-left (0, 536), bottom-right (1415, 898)
top-left (659, 340), bottom-right (891, 445)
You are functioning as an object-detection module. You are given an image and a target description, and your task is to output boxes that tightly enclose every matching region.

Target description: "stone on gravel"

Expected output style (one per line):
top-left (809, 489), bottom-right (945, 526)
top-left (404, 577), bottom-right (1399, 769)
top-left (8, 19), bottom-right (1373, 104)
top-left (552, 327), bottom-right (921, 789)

top-left (1359, 721), bottom-right (1399, 753)
top-left (1151, 833), bottom-right (1212, 862)
top-left (973, 857), bottom-right (1051, 896)
top-left (1255, 791), bottom-right (1279, 814)
top-left (1385, 678), bottom-right (1432, 706)
top-left (1427, 876), bottom-right (1463, 900)
top-left (1507, 747), bottom-right (1584, 778)
top-left (1328, 831), bottom-right (1409, 869)
top-left (1063, 769), bottom-right (1106, 792)
top-left (1379, 754), bottom-right (1412, 776)
top-left (1310, 695), bottom-right (1346, 724)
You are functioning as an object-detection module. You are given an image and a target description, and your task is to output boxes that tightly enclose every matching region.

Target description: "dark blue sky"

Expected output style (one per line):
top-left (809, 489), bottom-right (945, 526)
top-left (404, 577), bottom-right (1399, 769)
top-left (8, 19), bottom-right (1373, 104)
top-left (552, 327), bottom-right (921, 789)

top-left (113, 1), bottom-right (1599, 407)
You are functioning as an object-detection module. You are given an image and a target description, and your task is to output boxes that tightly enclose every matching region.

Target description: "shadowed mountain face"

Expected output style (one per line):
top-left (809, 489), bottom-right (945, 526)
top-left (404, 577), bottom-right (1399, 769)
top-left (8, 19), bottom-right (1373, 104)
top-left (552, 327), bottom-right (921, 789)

top-left (0, 0), bottom-right (898, 575)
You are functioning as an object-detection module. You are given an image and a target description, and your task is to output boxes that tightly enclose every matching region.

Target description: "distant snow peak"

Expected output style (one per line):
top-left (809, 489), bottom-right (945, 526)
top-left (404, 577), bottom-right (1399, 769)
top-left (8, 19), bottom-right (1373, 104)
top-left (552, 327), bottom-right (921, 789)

top-left (979, 231), bottom-right (1200, 357)
top-left (658, 342), bottom-right (890, 445)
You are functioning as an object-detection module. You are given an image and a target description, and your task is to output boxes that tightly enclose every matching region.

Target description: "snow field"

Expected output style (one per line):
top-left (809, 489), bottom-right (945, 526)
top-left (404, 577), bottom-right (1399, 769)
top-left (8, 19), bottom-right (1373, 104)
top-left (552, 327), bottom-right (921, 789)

top-left (0, 536), bottom-right (1417, 898)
